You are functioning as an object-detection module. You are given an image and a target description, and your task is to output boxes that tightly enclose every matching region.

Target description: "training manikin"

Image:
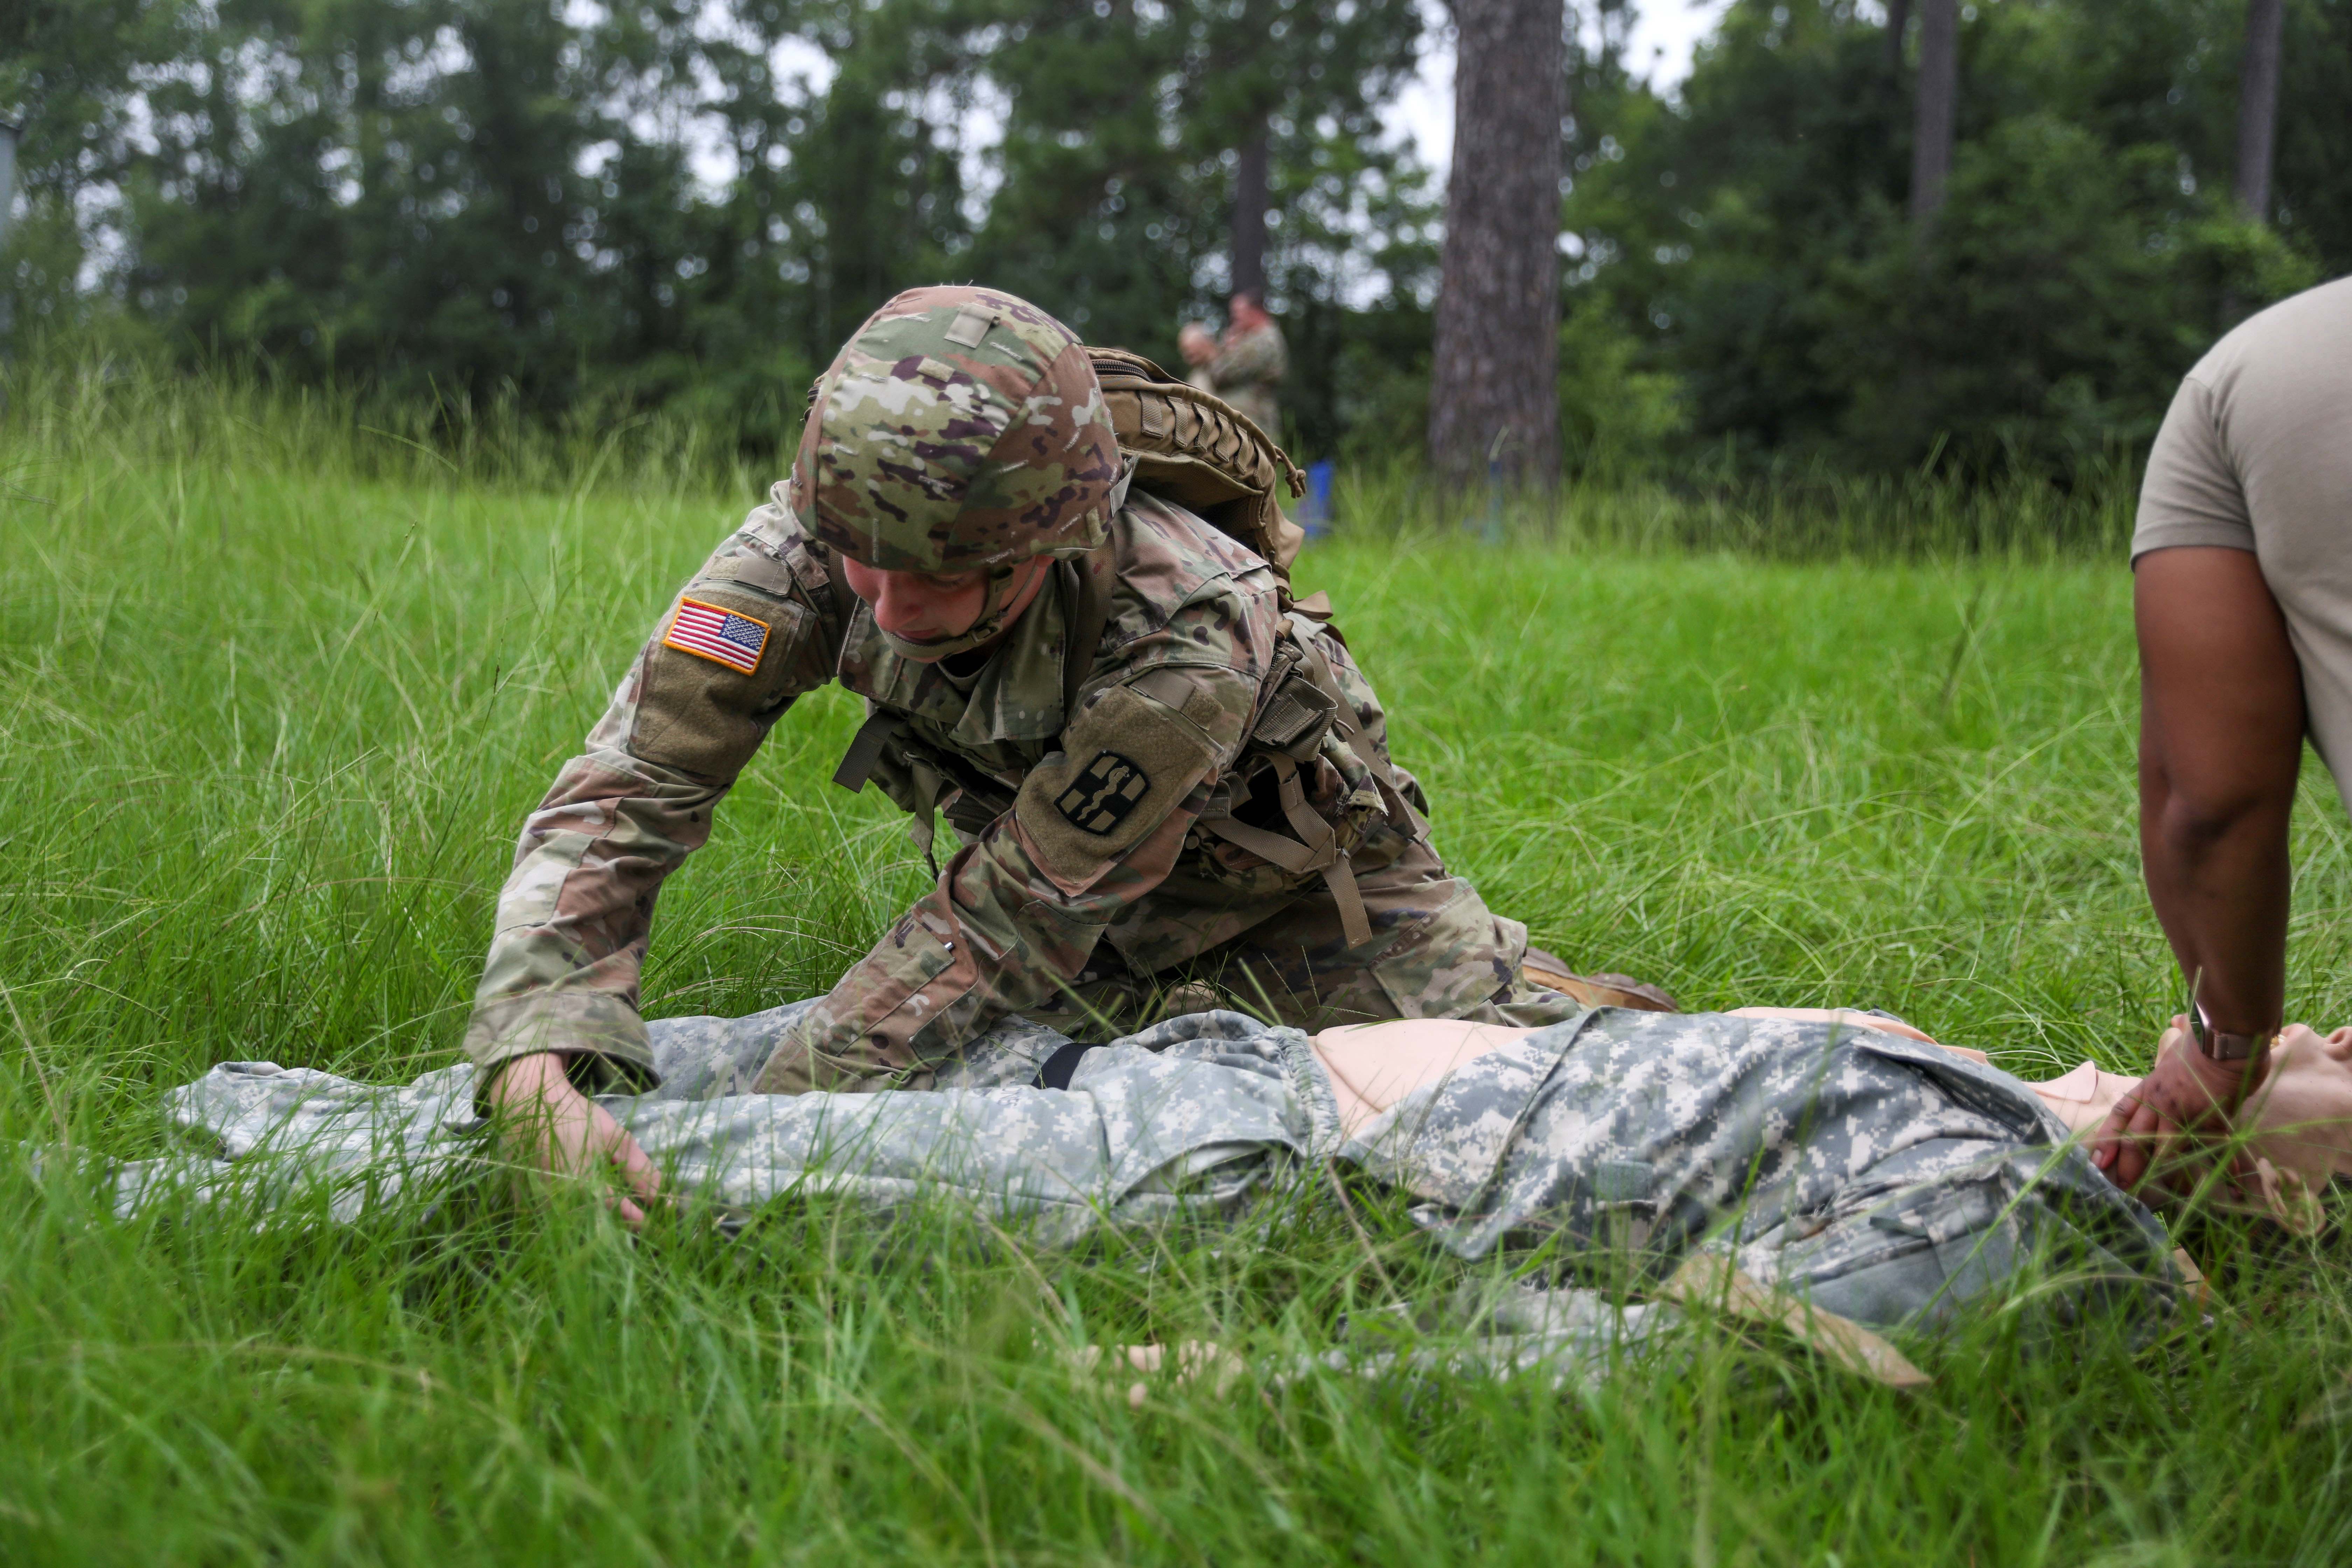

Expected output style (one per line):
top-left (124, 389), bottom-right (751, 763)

top-left (86, 999), bottom-right (2303, 1385)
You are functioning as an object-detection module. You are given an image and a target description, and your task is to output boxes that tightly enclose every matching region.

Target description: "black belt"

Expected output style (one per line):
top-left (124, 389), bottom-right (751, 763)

top-left (1032, 1040), bottom-right (1099, 1091)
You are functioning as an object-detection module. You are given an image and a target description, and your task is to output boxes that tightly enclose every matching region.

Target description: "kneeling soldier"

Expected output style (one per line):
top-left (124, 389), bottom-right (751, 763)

top-left (471, 285), bottom-right (1575, 1196)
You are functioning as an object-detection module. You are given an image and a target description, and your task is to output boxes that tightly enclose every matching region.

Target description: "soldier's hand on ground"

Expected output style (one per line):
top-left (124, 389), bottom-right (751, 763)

top-left (486, 1051), bottom-right (665, 1227)
top-left (2091, 1018), bottom-right (2268, 1192)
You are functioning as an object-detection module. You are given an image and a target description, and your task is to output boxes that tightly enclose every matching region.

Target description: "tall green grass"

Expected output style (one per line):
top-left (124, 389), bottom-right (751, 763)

top-left (3, 372), bottom-right (2349, 1564)
top-left (2, 355), bottom-right (2139, 558)
top-left (1331, 451), bottom-right (2143, 560)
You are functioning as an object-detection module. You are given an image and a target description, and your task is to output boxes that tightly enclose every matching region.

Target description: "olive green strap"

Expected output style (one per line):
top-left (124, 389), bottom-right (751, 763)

top-left (1196, 812), bottom-right (1318, 874)
top-left (832, 708), bottom-right (903, 793)
top-left (1196, 755), bottom-right (1338, 876)
top-left (1195, 753), bottom-right (1374, 950)
top-left (1319, 854), bottom-right (1372, 952)
top-left (1195, 814), bottom-right (1371, 951)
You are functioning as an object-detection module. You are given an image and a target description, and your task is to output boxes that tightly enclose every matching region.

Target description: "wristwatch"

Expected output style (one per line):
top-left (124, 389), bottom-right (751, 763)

top-left (2190, 1002), bottom-right (2277, 1063)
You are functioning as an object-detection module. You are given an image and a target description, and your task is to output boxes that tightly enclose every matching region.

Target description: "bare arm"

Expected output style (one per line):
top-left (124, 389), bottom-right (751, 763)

top-left (2137, 546), bottom-right (2301, 1035)
top-left (2095, 546), bottom-right (2303, 1183)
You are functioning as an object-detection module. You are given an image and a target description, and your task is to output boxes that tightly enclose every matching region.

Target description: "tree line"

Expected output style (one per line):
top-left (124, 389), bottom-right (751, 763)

top-left (1532, 0), bottom-right (2345, 482)
top-left (4, 1), bottom-right (2347, 485)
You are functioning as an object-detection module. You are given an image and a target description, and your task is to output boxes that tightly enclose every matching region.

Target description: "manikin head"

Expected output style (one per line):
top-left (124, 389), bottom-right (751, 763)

top-left (2233, 1024), bottom-right (2352, 1202)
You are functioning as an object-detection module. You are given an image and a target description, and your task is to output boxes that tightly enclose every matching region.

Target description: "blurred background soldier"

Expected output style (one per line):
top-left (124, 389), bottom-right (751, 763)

top-left (1178, 321), bottom-right (1220, 395)
top-left (1180, 292), bottom-right (1289, 438)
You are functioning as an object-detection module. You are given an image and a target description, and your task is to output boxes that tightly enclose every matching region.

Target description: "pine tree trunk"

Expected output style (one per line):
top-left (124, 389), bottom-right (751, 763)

top-left (0, 122), bottom-right (16, 349)
top-left (1884, 0), bottom-right (1911, 74)
top-left (1428, 0), bottom-right (1563, 485)
top-left (1909, 0), bottom-right (1958, 227)
top-left (2234, 0), bottom-right (2285, 220)
top-left (1232, 122), bottom-right (1269, 302)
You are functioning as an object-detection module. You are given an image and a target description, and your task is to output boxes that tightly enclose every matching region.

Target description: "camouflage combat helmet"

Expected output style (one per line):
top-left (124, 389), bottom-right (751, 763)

top-left (791, 285), bottom-right (1124, 577)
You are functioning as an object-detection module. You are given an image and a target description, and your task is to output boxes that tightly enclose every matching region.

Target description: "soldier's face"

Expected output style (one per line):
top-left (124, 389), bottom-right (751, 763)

top-left (839, 555), bottom-right (1053, 659)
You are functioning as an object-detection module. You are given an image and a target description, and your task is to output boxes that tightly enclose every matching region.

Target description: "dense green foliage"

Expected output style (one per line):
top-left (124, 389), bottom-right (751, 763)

top-left (5, 374), bottom-right (2352, 1563)
top-left (1, 0), bottom-right (1430, 455)
top-left (1560, 0), bottom-right (2346, 477)
top-left (6, 2), bottom-right (2347, 477)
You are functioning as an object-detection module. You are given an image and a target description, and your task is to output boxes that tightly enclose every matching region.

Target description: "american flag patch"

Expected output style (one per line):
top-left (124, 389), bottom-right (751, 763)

top-left (664, 596), bottom-right (771, 674)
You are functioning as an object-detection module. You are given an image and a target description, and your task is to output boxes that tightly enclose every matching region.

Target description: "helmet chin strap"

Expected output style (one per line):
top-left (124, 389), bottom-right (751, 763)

top-left (873, 563), bottom-right (1028, 662)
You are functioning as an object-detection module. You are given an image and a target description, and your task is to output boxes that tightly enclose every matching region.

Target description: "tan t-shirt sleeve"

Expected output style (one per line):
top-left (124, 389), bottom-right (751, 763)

top-left (2131, 374), bottom-right (2256, 561)
top-left (2123, 277), bottom-right (2352, 815)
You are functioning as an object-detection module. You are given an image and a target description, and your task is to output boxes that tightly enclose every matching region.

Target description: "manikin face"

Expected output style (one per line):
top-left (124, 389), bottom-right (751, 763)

top-left (838, 555), bottom-right (1053, 662)
top-left (2238, 1024), bottom-right (2352, 1192)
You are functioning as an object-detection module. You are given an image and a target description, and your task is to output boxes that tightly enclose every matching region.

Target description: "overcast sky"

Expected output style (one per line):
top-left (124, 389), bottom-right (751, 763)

top-left (1386, 2), bottom-right (1731, 175)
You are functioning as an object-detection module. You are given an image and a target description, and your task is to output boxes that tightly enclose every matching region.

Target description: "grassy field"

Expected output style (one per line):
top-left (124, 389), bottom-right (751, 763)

top-left (4, 378), bottom-right (2350, 1563)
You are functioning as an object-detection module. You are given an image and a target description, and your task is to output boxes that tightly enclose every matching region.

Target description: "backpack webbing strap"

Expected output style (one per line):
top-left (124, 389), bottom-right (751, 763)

top-left (1062, 539), bottom-right (1118, 724)
top-left (1285, 614), bottom-right (1426, 838)
top-left (1319, 854), bottom-right (1372, 952)
top-left (1195, 752), bottom-right (1373, 950)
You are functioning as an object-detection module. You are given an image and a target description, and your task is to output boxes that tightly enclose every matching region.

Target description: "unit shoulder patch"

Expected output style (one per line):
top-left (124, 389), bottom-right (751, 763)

top-left (1054, 751), bottom-right (1149, 834)
top-left (1013, 682), bottom-right (1222, 896)
top-left (665, 595), bottom-right (772, 674)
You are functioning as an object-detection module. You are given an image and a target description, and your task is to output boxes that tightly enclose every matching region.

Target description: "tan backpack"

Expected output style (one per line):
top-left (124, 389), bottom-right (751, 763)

top-left (1086, 348), bottom-right (1307, 595)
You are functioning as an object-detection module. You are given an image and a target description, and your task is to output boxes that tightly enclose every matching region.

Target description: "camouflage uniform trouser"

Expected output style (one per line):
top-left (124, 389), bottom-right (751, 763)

top-left (113, 1007), bottom-right (2180, 1367)
top-left (1016, 838), bottom-right (1580, 1044)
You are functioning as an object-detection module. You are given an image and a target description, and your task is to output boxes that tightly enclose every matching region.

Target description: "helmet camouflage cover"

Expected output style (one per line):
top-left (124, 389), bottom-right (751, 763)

top-left (791, 285), bottom-right (1124, 573)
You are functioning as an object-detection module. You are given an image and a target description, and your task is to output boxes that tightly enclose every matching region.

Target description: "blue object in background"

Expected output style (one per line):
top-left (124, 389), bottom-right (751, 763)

top-left (1298, 458), bottom-right (1336, 539)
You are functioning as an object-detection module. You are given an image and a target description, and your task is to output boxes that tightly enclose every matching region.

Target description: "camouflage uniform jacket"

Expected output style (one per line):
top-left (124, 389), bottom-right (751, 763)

top-left (1207, 322), bottom-right (1287, 436)
top-left (463, 482), bottom-right (1430, 1091)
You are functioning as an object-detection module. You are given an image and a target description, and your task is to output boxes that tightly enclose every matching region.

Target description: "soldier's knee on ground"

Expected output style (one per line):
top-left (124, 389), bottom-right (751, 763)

top-left (1153, 857), bottom-right (1533, 1031)
top-left (750, 1030), bottom-right (931, 1095)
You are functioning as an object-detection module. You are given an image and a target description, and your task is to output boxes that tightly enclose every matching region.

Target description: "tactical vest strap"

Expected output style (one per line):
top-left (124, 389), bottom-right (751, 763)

top-left (832, 709), bottom-right (903, 793)
top-left (1320, 853), bottom-right (1371, 952)
top-left (1061, 537), bottom-right (1118, 725)
top-left (1196, 810), bottom-right (1318, 874)
top-left (1284, 612), bottom-right (1424, 837)
top-left (1196, 750), bottom-right (1373, 949)
top-left (1187, 613), bottom-right (1434, 953)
